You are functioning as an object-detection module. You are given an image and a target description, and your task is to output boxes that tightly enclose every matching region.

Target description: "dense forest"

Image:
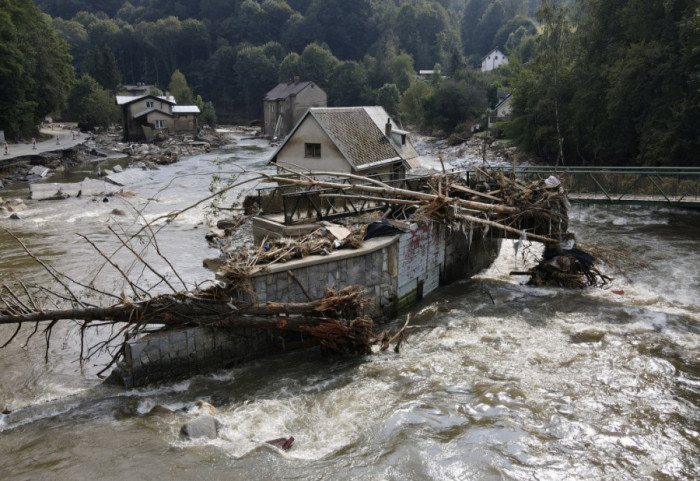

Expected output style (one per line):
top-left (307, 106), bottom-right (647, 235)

top-left (1, 0), bottom-right (697, 165)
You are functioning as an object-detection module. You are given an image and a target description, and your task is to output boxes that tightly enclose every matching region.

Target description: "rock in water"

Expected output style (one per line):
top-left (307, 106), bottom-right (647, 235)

top-left (265, 436), bottom-right (294, 451)
top-left (148, 405), bottom-right (174, 417)
top-left (180, 415), bottom-right (221, 440)
top-left (194, 400), bottom-right (217, 416)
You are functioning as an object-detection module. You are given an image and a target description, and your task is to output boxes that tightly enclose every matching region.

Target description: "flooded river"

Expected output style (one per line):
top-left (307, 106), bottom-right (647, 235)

top-left (0, 136), bottom-right (698, 480)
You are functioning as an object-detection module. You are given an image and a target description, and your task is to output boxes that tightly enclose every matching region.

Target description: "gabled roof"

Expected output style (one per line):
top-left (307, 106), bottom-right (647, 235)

top-left (116, 94), bottom-right (177, 106)
top-left (494, 93), bottom-right (513, 111)
top-left (264, 80), bottom-right (319, 101)
top-left (271, 106), bottom-right (419, 171)
top-left (172, 105), bottom-right (200, 114)
top-left (133, 107), bottom-right (173, 119)
top-left (481, 47), bottom-right (507, 61)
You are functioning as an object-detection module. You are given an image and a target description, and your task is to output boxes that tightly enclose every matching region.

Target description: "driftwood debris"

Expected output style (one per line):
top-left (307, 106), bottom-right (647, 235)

top-left (0, 166), bottom-right (611, 374)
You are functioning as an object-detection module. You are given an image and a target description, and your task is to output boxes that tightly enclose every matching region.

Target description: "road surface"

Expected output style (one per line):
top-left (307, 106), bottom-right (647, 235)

top-left (2, 126), bottom-right (88, 160)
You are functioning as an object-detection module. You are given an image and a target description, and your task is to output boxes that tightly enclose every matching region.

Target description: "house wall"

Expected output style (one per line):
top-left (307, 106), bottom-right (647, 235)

top-left (146, 111), bottom-right (174, 130)
top-left (285, 86), bottom-right (326, 136)
top-left (275, 116), bottom-right (351, 176)
top-left (496, 98), bottom-right (512, 117)
top-left (264, 99), bottom-right (282, 137)
top-left (174, 113), bottom-right (197, 133)
top-left (481, 50), bottom-right (509, 72)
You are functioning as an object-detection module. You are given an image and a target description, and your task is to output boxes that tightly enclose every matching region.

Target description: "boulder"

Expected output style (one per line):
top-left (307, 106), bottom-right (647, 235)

top-left (202, 257), bottom-right (224, 271)
top-left (148, 405), bottom-right (175, 417)
top-left (194, 400), bottom-right (217, 416)
top-left (110, 208), bottom-right (128, 216)
top-left (180, 415), bottom-right (221, 440)
top-left (9, 213), bottom-right (21, 220)
top-left (205, 228), bottom-right (225, 241)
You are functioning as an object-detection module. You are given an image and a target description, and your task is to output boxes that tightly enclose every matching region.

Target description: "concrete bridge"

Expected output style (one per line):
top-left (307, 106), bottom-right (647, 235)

top-left (508, 166), bottom-right (700, 209)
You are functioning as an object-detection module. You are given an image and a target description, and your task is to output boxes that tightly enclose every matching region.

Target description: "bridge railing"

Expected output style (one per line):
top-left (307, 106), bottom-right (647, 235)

top-left (256, 171), bottom-right (471, 224)
top-left (505, 166), bottom-right (700, 207)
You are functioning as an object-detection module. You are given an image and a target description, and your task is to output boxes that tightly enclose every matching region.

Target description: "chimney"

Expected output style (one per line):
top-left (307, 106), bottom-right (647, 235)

top-left (385, 118), bottom-right (392, 138)
top-left (294, 76), bottom-right (300, 84)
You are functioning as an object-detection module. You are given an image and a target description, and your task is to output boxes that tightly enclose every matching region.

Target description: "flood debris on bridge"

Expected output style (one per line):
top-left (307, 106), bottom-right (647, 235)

top-left (0, 167), bottom-right (610, 377)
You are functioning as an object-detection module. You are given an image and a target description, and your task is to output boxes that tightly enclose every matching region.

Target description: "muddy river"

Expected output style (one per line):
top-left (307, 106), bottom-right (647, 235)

top-left (0, 135), bottom-right (697, 480)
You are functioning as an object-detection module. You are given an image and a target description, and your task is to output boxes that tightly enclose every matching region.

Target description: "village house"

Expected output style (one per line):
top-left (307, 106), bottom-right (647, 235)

top-left (488, 92), bottom-right (513, 128)
top-left (481, 47), bottom-right (509, 72)
top-left (263, 78), bottom-right (327, 139)
top-left (116, 94), bottom-right (200, 141)
top-left (269, 106), bottom-right (420, 180)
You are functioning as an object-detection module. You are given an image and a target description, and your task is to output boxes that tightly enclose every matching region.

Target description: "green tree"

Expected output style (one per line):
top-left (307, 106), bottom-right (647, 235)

top-left (399, 79), bottom-right (434, 127)
top-left (298, 43), bottom-right (340, 88)
top-left (423, 78), bottom-right (487, 132)
top-left (376, 83), bottom-right (401, 117)
top-left (278, 52), bottom-right (301, 82)
top-left (461, 0), bottom-right (490, 56)
top-left (508, 0), bottom-right (572, 165)
top-left (472, 0), bottom-right (506, 55)
top-left (329, 61), bottom-right (370, 106)
top-left (84, 45), bottom-right (121, 90)
top-left (305, 0), bottom-right (377, 60)
top-left (389, 54), bottom-right (416, 93)
top-left (168, 69), bottom-right (194, 105)
top-left (0, 1), bottom-right (75, 139)
top-left (235, 44), bottom-right (279, 118)
top-left (68, 74), bottom-right (120, 128)
top-left (395, 1), bottom-right (457, 69)
top-left (200, 101), bottom-right (217, 128)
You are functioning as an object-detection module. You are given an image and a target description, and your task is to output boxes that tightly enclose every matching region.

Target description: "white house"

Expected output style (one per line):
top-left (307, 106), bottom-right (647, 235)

top-left (269, 106), bottom-right (420, 180)
top-left (488, 93), bottom-right (513, 128)
top-left (481, 47), bottom-right (509, 72)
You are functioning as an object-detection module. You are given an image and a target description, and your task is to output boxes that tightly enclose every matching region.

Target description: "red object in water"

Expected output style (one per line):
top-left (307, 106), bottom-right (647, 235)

top-left (612, 290), bottom-right (624, 295)
top-left (266, 436), bottom-right (295, 451)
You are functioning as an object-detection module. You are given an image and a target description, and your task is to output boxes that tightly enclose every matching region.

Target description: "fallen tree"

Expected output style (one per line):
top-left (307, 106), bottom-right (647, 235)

top-left (0, 166), bottom-right (614, 376)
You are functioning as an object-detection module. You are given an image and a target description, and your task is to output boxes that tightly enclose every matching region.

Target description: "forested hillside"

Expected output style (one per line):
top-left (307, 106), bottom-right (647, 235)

top-left (35, 0), bottom-right (539, 122)
top-left (2, 0), bottom-right (696, 165)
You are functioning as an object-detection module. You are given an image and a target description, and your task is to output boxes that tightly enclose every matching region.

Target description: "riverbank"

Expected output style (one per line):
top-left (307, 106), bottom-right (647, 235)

top-left (0, 125), bottom-right (257, 190)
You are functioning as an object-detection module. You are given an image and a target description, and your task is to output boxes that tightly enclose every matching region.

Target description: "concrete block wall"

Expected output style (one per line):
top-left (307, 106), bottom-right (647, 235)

top-left (248, 242), bottom-right (398, 319)
top-left (113, 224), bottom-right (501, 387)
top-left (118, 326), bottom-right (287, 387)
top-left (397, 223), bottom-right (445, 308)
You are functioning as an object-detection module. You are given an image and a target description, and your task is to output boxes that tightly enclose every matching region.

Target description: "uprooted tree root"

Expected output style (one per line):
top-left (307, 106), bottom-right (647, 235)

top-left (512, 255), bottom-right (613, 288)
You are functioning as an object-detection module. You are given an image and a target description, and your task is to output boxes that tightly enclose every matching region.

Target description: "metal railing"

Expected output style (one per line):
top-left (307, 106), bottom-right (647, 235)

top-left (257, 171), bottom-right (471, 224)
top-left (504, 166), bottom-right (700, 208)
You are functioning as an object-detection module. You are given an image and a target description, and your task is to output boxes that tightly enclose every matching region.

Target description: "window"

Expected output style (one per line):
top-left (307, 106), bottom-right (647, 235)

top-left (155, 119), bottom-right (167, 129)
top-left (495, 56), bottom-right (498, 60)
top-left (146, 101), bottom-right (154, 108)
top-left (305, 143), bottom-right (321, 158)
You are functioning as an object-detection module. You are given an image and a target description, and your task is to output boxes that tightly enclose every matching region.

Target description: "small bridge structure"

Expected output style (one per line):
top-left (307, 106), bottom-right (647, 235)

top-left (508, 166), bottom-right (700, 209)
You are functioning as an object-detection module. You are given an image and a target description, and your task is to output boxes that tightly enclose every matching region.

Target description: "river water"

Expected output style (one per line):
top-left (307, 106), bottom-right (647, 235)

top-left (0, 135), bottom-right (697, 480)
